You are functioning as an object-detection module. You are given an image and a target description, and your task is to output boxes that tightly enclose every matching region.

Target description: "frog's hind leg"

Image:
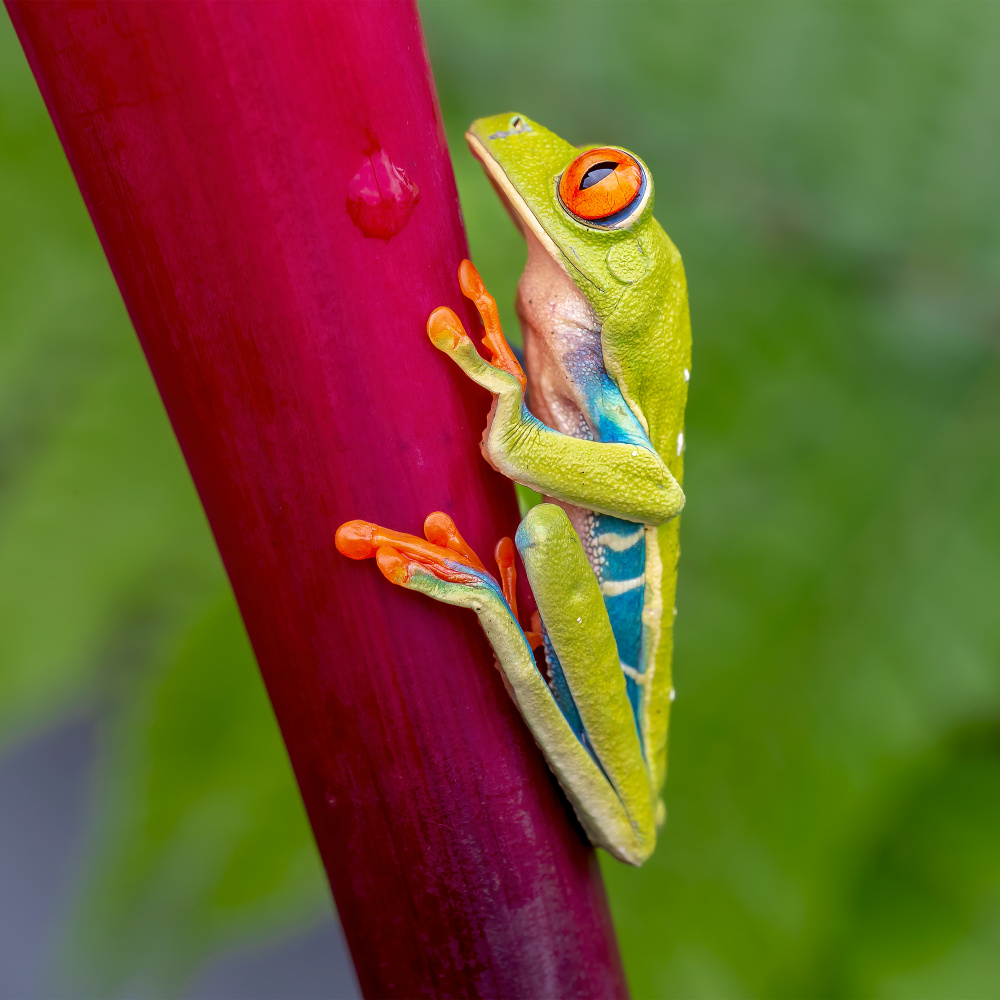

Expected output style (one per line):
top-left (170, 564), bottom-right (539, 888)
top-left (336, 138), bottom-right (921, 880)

top-left (336, 509), bottom-right (653, 863)
top-left (516, 503), bottom-right (656, 862)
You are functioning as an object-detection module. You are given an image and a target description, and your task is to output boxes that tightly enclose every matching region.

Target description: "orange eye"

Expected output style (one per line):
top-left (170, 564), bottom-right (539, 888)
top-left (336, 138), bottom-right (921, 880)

top-left (558, 147), bottom-right (643, 223)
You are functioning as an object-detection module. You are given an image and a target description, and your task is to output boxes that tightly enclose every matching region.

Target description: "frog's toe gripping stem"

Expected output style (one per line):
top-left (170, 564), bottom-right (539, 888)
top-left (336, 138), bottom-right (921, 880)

top-left (457, 259), bottom-right (527, 392)
top-left (426, 262), bottom-right (527, 397)
top-left (494, 536), bottom-right (520, 620)
top-left (373, 546), bottom-right (410, 585)
top-left (426, 306), bottom-right (472, 354)
top-left (423, 511), bottom-right (486, 571)
top-left (495, 535), bottom-right (542, 650)
top-left (335, 517), bottom-right (485, 594)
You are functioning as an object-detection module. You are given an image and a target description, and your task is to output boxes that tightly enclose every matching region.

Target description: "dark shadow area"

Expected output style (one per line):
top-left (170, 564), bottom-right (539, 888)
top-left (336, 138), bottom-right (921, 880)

top-left (0, 716), bottom-right (94, 1000)
top-left (187, 918), bottom-right (360, 1000)
top-left (0, 718), bottom-right (359, 1000)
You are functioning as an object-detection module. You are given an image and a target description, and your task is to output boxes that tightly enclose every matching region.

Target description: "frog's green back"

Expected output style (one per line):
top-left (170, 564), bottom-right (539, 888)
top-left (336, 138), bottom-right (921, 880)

top-left (604, 231), bottom-right (690, 802)
top-left (600, 229), bottom-right (689, 802)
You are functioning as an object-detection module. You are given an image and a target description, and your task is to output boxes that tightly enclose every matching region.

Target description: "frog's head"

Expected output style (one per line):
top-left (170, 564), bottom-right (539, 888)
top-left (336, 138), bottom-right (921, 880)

top-left (466, 112), bottom-right (664, 315)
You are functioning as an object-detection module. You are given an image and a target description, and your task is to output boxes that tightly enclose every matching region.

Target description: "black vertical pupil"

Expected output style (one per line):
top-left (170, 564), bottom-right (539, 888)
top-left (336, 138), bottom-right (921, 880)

top-left (580, 162), bottom-right (619, 190)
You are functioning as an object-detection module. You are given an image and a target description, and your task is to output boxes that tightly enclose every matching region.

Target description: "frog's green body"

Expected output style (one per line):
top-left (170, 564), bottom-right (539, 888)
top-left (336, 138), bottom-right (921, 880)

top-left (337, 114), bottom-right (690, 864)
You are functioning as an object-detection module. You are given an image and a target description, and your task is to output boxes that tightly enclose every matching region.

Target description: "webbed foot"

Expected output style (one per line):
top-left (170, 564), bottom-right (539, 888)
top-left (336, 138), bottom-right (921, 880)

top-left (426, 260), bottom-right (527, 393)
top-left (336, 513), bottom-right (535, 644)
top-left (457, 259), bottom-right (526, 391)
top-left (335, 516), bottom-right (486, 590)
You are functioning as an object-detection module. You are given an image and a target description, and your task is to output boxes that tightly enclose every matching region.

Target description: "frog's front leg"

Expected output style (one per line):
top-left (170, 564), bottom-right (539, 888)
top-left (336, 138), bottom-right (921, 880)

top-left (428, 262), bottom-right (684, 526)
top-left (335, 505), bottom-right (656, 864)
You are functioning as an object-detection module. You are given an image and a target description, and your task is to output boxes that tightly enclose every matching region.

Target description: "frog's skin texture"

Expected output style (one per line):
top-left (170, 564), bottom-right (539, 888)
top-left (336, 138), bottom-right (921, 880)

top-left (336, 114), bottom-right (690, 865)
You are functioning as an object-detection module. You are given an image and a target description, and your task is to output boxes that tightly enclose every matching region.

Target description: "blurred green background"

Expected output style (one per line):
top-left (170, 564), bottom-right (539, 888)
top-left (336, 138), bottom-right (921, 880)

top-left (2, 2), bottom-right (1000, 997)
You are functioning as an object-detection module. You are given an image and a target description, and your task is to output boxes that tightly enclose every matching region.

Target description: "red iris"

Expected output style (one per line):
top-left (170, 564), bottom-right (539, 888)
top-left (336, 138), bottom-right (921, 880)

top-left (559, 147), bottom-right (642, 222)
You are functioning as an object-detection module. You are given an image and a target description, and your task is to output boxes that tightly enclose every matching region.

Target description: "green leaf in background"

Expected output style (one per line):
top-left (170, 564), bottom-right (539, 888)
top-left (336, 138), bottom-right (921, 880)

top-left (823, 721), bottom-right (1000, 998)
top-left (0, 17), bottom-right (327, 996)
top-left (61, 596), bottom-right (326, 996)
top-left (4, 2), bottom-right (1000, 997)
top-left (422, 2), bottom-right (1000, 997)
top-left (0, 22), bottom-right (219, 743)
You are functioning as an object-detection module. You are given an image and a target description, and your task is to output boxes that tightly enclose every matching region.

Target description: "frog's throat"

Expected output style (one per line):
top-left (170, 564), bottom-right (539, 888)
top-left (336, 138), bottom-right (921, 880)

top-left (466, 130), bottom-right (576, 285)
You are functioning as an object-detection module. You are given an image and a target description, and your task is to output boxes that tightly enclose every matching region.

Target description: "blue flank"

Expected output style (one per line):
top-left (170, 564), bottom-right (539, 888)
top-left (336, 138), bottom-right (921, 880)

top-left (584, 370), bottom-right (651, 451)
top-left (592, 513), bottom-right (646, 735)
top-left (508, 345), bottom-right (657, 753)
top-left (571, 355), bottom-right (654, 740)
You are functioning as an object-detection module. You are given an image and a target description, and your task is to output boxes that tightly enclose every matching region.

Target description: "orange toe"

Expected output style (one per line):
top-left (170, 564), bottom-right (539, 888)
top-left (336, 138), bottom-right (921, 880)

top-left (375, 546), bottom-right (410, 585)
top-left (336, 516), bottom-right (484, 587)
top-left (335, 520), bottom-right (378, 560)
top-left (458, 258), bottom-right (487, 300)
top-left (427, 306), bottom-right (471, 353)
top-left (424, 511), bottom-right (486, 571)
top-left (495, 536), bottom-right (541, 649)
top-left (456, 259), bottom-right (526, 391)
top-left (525, 610), bottom-right (543, 651)
top-left (494, 536), bottom-right (519, 620)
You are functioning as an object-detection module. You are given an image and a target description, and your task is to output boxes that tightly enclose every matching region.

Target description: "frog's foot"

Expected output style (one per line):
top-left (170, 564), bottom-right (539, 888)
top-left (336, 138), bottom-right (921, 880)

top-left (426, 262), bottom-right (526, 397)
top-left (457, 260), bottom-right (527, 391)
top-left (335, 517), bottom-right (487, 595)
top-left (336, 513), bottom-right (540, 643)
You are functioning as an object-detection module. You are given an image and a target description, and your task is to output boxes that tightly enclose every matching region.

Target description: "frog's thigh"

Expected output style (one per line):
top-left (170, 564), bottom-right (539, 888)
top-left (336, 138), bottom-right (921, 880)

top-left (516, 504), bottom-right (655, 844)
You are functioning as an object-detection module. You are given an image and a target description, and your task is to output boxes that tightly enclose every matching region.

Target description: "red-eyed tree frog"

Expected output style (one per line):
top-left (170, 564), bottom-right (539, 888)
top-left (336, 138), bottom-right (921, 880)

top-left (337, 113), bottom-right (690, 865)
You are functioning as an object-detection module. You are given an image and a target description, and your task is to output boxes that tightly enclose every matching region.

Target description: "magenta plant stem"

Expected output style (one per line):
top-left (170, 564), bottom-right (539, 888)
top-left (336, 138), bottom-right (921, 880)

top-left (6, 2), bottom-right (628, 996)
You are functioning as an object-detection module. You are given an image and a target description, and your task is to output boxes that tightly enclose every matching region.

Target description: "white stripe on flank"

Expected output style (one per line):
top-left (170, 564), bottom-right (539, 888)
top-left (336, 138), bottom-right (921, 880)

top-left (593, 526), bottom-right (645, 552)
top-left (600, 574), bottom-right (645, 597)
top-left (621, 663), bottom-right (646, 683)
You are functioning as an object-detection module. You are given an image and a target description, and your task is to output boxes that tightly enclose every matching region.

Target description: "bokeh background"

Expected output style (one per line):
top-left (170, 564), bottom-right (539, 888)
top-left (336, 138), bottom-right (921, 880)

top-left (3, 2), bottom-right (1000, 997)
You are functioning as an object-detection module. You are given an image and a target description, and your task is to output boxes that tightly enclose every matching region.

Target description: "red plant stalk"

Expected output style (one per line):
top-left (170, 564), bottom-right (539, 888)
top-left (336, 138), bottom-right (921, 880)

top-left (7, 2), bottom-right (629, 997)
